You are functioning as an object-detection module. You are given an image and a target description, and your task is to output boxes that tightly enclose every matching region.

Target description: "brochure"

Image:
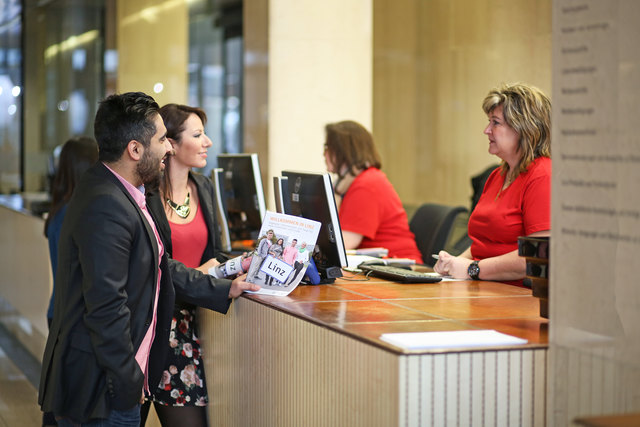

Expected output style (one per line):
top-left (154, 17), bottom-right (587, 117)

top-left (244, 211), bottom-right (321, 296)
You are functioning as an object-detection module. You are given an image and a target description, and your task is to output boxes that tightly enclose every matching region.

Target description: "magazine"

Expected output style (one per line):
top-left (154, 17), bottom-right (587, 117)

top-left (243, 211), bottom-right (321, 296)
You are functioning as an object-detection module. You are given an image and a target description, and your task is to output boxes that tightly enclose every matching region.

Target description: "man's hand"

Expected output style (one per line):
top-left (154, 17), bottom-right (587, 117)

top-left (229, 273), bottom-right (260, 298)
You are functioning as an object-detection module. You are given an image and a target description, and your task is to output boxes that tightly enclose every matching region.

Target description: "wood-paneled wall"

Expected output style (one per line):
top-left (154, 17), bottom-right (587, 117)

top-left (116, 0), bottom-right (188, 105)
top-left (373, 0), bottom-right (551, 209)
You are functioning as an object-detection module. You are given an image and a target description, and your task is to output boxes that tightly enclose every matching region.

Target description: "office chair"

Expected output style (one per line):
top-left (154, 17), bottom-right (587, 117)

top-left (470, 163), bottom-right (499, 212)
top-left (409, 203), bottom-right (469, 267)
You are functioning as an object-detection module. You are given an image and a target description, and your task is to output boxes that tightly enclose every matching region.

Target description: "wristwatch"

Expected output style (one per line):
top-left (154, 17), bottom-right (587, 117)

top-left (468, 260), bottom-right (480, 280)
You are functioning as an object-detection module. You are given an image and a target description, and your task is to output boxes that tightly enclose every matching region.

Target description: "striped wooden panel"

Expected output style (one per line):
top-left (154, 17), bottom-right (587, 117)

top-left (200, 299), bottom-right (399, 426)
top-left (400, 349), bottom-right (547, 426)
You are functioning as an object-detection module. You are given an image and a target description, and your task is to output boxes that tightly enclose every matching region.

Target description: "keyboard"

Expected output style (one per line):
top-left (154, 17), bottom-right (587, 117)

top-left (358, 264), bottom-right (443, 283)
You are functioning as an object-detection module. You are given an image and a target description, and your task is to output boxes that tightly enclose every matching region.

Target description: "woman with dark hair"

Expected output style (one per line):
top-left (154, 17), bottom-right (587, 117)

top-left (269, 237), bottom-right (285, 259)
top-left (324, 120), bottom-right (422, 263)
top-left (434, 83), bottom-right (551, 285)
top-left (43, 136), bottom-right (98, 427)
top-left (44, 136), bottom-right (99, 324)
top-left (142, 103), bottom-right (223, 426)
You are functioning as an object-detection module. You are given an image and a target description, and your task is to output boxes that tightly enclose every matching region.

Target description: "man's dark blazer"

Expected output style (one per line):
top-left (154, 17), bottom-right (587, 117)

top-left (38, 162), bottom-right (233, 423)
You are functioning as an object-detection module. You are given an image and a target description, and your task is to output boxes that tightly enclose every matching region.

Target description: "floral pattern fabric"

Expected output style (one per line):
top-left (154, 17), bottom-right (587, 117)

top-left (151, 308), bottom-right (208, 407)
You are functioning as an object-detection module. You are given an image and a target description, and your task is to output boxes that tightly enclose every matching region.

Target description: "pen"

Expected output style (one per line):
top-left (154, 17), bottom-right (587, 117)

top-left (432, 254), bottom-right (439, 260)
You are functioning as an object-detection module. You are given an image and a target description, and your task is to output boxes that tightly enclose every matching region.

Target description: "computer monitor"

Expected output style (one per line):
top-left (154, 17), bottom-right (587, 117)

top-left (216, 153), bottom-right (266, 251)
top-left (273, 175), bottom-right (291, 214)
top-left (280, 170), bottom-right (347, 281)
top-left (210, 167), bottom-right (232, 253)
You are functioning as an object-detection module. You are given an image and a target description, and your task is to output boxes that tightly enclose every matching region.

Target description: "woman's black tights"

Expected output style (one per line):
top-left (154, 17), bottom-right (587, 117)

top-left (140, 400), bottom-right (207, 427)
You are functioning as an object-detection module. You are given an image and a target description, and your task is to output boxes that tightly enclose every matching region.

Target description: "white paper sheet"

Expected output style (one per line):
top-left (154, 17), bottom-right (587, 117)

top-left (380, 330), bottom-right (528, 350)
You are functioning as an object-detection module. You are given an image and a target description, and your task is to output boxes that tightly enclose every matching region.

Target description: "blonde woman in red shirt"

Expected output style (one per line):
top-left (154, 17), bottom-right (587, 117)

top-left (434, 83), bottom-right (551, 285)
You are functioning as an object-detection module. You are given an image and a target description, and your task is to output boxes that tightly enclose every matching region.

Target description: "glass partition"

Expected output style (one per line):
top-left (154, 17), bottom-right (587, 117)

top-left (188, 0), bottom-right (243, 177)
top-left (0, 0), bottom-right (244, 201)
top-left (38, 0), bottom-right (106, 192)
top-left (0, 1), bottom-right (22, 193)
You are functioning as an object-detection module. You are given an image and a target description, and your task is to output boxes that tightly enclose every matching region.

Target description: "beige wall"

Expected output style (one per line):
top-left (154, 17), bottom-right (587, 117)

top-left (264, 0), bottom-right (373, 208)
top-left (116, 0), bottom-right (188, 105)
top-left (374, 0), bottom-right (551, 209)
top-left (113, 0), bottom-right (552, 214)
top-left (243, 0), bottom-right (270, 193)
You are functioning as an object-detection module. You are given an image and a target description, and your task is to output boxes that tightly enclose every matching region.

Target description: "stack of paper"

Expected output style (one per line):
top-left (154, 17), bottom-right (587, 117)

top-left (380, 330), bottom-right (528, 350)
top-left (346, 247), bottom-right (389, 257)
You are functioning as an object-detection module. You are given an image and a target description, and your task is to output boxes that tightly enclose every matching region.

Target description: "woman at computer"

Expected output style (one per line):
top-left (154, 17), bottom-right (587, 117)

top-left (142, 104), bottom-right (223, 426)
top-left (433, 83), bottom-right (551, 285)
top-left (324, 120), bottom-right (423, 263)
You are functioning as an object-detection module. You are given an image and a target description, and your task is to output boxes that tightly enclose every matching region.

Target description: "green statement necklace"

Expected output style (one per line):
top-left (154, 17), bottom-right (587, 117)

top-left (167, 192), bottom-right (191, 218)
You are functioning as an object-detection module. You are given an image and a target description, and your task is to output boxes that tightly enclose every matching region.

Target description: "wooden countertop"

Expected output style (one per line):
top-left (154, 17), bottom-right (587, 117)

top-left (243, 272), bottom-right (548, 355)
top-left (574, 413), bottom-right (640, 427)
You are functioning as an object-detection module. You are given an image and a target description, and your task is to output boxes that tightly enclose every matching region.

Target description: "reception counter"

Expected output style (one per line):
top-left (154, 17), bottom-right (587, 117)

top-left (0, 195), bottom-right (548, 425)
top-left (200, 275), bottom-right (548, 426)
top-left (0, 197), bottom-right (51, 360)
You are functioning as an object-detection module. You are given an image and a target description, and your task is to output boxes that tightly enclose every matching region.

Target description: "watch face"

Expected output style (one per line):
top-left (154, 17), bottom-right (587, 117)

top-left (468, 262), bottom-right (480, 279)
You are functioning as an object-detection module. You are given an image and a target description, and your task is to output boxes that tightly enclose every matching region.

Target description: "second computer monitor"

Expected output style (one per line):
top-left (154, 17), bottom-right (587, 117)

top-left (280, 170), bottom-right (347, 280)
top-left (217, 153), bottom-right (266, 250)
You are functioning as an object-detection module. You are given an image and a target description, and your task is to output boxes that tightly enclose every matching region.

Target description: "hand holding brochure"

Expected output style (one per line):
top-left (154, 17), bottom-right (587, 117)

top-left (208, 254), bottom-right (249, 279)
top-left (243, 211), bottom-right (321, 296)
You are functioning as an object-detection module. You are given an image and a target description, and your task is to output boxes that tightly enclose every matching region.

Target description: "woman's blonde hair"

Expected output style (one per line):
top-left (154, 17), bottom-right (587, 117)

top-left (482, 83), bottom-right (551, 176)
top-left (324, 120), bottom-right (381, 176)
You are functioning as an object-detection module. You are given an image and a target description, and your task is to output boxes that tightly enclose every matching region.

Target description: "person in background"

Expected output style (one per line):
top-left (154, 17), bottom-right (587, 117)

top-left (323, 120), bottom-right (423, 263)
top-left (42, 136), bottom-right (99, 427)
top-left (44, 137), bottom-right (99, 326)
top-left (434, 83), bottom-right (551, 285)
top-left (141, 103), bottom-right (226, 426)
top-left (265, 237), bottom-right (285, 286)
top-left (282, 238), bottom-right (298, 266)
top-left (38, 92), bottom-right (259, 427)
top-left (247, 230), bottom-right (274, 280)
top-left (269, 237), bottom-right (284, 259)
top-left (287, 241), bottom-right (310, 285)
top-left (281, 239), bottom-right (298, 284)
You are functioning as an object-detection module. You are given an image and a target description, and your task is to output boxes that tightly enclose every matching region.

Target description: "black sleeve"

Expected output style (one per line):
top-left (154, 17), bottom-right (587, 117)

top-left (166, 256), bottom-right (233, 314)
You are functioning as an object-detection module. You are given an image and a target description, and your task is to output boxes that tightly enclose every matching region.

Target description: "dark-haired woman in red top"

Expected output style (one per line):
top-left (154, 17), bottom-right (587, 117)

top-left (324, 120), bottom-right (423, 263)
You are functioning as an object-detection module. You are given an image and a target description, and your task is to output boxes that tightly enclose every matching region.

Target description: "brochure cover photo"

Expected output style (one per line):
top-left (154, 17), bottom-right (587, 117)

top-left (245, 211), bottom-right (321, 296)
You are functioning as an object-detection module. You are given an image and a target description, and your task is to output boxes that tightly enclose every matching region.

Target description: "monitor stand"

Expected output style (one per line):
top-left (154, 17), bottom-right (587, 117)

top-left (322, 266), bottom-right (343, 279)
top-left (317, 266), bottom-right (342, 284)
